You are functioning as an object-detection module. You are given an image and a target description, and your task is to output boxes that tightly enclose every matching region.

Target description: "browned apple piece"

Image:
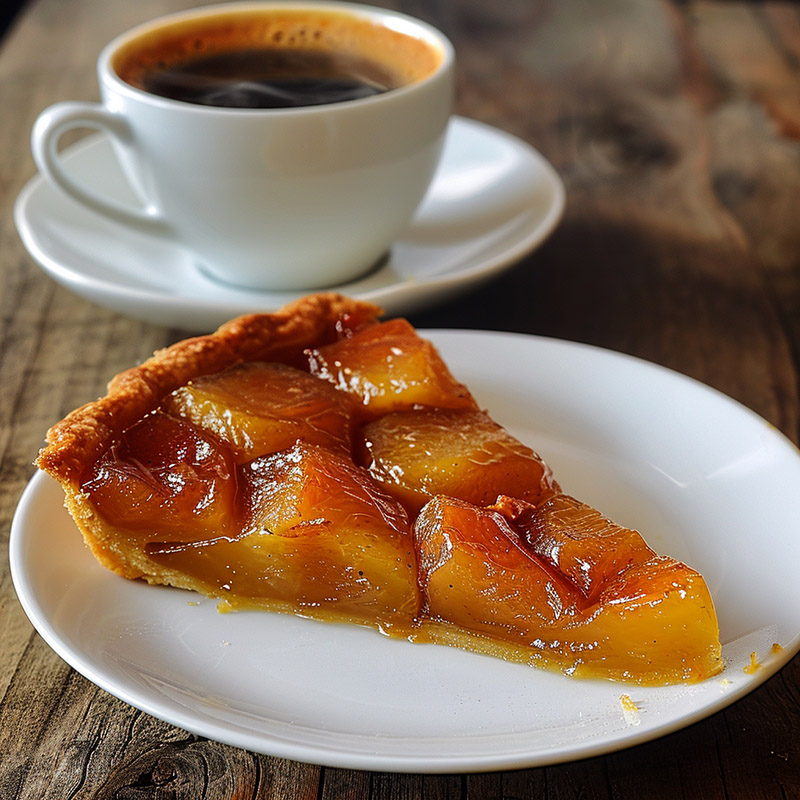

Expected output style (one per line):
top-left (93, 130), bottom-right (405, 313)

top-left (146, 442), bottom-right (420, 632)
top-left (82, 410), bottom-right (240, 542)
top-left (307, 318), bottom-right (478, 419)
top-left (360, 408), bottom-right (558, 513)
top-left (582, 554), bottom-right (723, 684)
top-left (492, 494), bottom-right (655, 602)
top-left (414, 495), bottom-right (722, 684)
top-left (164, 362), bottom-right (354, 462)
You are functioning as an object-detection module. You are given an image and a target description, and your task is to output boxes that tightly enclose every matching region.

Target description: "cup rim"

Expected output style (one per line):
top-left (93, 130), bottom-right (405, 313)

top-left (98, 0), bottom-right (455, 115)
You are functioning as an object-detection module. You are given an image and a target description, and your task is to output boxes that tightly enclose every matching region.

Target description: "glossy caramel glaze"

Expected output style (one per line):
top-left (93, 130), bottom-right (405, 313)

top-left (360, 408), bottom-right (558, 514)
top-left (307, 318), bottom-right (478, 420)
top-left (83, 410), bottom-right (240, 540)
top-left (48, 296), bottom-right (721, 685)
top-left (493, 494), bottom-right (655, 603)
top-left (165, 361), bottom-right (355, 462)
top-left (414, 495), bottom-right (722, 684)
top-left (145, 443), bottom-right (419, 632)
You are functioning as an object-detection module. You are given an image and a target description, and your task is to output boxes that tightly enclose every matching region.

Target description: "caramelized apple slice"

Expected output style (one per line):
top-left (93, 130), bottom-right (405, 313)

top-left (147, 442), bottom-right (419, 632)
top-left (164, 362), bottom-right (354, 462)
top-left (492, 494), bottom-right (655, 602)
top-left (83, 410), bottom-right (239, 539)
top-left (80, 411), bottom-right (240, 577)
top-left (307, 318), bottom-right (478, 419)
top-left (360, 408), bottom-right (558, 513)
top-left (584, 554), bottom-right (722, 684)
top-left (414, 495), bottom-right (722, 684)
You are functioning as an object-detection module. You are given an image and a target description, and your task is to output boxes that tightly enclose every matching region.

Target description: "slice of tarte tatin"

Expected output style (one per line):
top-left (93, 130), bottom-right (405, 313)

top-left (36, 292), bottom-right (722, 685)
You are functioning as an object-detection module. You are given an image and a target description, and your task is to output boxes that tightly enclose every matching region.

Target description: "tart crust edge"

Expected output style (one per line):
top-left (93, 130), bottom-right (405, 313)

top-left (35, 292), bottom-right (382, 486)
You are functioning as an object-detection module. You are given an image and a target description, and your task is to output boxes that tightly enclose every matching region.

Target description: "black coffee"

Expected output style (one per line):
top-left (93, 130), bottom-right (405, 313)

top-left (143, 48), bottom-right (396, 108)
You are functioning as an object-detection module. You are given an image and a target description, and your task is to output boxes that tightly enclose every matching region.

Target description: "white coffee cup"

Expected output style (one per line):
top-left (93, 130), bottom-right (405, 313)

top-left (31, 2), bottom-right (454, 291)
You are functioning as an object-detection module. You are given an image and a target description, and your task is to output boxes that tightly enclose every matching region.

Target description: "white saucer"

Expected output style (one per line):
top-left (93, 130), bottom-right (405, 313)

top-left (14, 117), bottom-right (564, 330)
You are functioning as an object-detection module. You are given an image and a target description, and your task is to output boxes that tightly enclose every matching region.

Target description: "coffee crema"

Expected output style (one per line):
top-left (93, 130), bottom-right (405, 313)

top-left (113, 8), bottom-right (442, 109)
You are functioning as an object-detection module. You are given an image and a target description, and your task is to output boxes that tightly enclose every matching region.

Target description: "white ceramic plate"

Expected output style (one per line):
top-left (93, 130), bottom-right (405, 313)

top-left (14, 117), bottom-right (564, 330)
top-left (11, 332), bottom-right (800, 772)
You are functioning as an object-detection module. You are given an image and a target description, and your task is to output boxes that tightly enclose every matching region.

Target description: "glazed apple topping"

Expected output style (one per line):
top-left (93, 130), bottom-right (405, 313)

top-left (46, 296), bottom-right (721, 685)
top-left (492, 494), bottom-right (656, 602)
top-left (415, 494), bottom-right (722, 684)
top-left (307, 318), bottom-right (478, 418)
top-left (360, 408), bottom-right (558, 514)
top-left (146, 443), bottom-right (418, 631)
top-left (165, 361), bottom-right (355, 462)
top-left (83, 410), bottom-right (240, 541)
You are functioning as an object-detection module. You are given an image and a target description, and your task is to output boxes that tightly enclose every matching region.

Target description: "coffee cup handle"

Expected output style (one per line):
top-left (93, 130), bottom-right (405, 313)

top-left (31, 102), bottom-right (170, 236)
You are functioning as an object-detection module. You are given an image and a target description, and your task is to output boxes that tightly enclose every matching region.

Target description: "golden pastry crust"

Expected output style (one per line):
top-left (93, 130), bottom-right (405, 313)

top-left (35, 293), bottom-right (381, 486)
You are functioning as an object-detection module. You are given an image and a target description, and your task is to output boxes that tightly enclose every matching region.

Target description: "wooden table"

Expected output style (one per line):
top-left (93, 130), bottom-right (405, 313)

top-left (2, 0), bottom-right (799, 796)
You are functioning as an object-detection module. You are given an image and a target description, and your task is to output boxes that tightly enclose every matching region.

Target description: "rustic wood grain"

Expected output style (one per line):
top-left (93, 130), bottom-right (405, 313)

top-left (1, 0), bottom-right (799, 797)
